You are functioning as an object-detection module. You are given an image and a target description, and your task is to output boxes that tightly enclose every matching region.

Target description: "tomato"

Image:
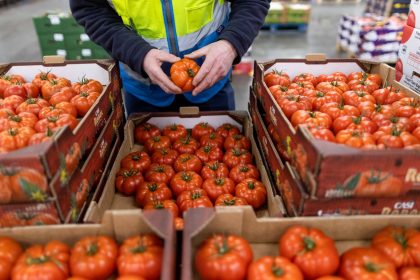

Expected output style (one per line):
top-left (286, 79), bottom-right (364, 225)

top-left (201, 160), bottom-right (229, 180)
top-left (348, 72), bottom-right (382, 85)
top-left (118, 234), bottom-right (163, 280)
top-left (312, 91), bottom-right (343, 111)
top-left (235, 178), bottom-right (267, 209)
top-left (316, 81), bottom-right (348, 94)
top-left (12, 240), bottom-right (70, 280)
top-left (145, 136), bottom-right (171, 154)
top-left (0, 112), bottom-right (38, 131)
top-left (350, 170), bottom-right (404, 197)
top-left (333, 115), bottom-right (377, 134)
top-left (162, 123), bottom-right (187, 143)
top-left (264, 70), bottom-right (291, 87)
top-left (170, 58), bottom-right (200, 91)
top-left (41, 78), bottom-right (71, 101)
top-left (325, 72), bottom-right (348, 83)
top-left (3, 83), bottom-right (27, 99)
top-left (116, 168), bottom-right (144, 196)
top-left (195, 145), bottom-right (223, 163)
top-left (192, 122), bottom-right (215, 140)
top-left (215, 193), bottom-right (248, 206)
top-left (269, 85), bottom-right (299, 99)
top-left (136, 181), bottom-right (172, 206)
top-left (216, 123), bottom-right (241, 139)
top-left (307, 126), bottom-right (336, 142)
top-left (32, 71), bottom-right (57, 89)
top-left (0, 108), bottom-right (13, 119)
top-left (357, 101), bottom-right (376, 118)
top-left (291, 110), bottom-right (332, 129)
top-left (176, 188), bottom-right (212, 213)
top-left (200, 132), bottom-right (224, 149)
top-left (28, 127), bottom-right (55, 145)
top-left (34, 114), bottom-right (79, 133)
top-left (348, 79), bottom-right (379, 93)
top-left (49, 87), bottom-right (77, 106)
top-left (121, 151), bottom-right (151, 173)
top-left (145, 164), bottom-right (175, 184)
top-left (293, 73), bottom-right (317, 85)
top-left (15, 98), bottom-right (49, 115)
top-left (151, 148), bottom-right (178, 165)
top-left (170, 171), bottom-right (203, 196)
top-left (0, 78), bottom-right (12, 98)
top-left (173, 153), bottom-right (203, 173)
top-left (279, 226), bottom-right (339, 279)
top-left (2, 95), bottom-right (25, 112)
top-left (248, 256), bottom-right (304, 280)
top-left (372, 226), bottom-right (420, 268)
top-left (0, 127), bottom-right (35, 152)
top-left (336, 129), bottom-right (375, 148)
top-left (56, 102), bottom-right (79, 118)
top-left (195, 234), bottom-right (253, 280)
top-left (72, 77), bottom-right (103, 93)
top-left (315, 277), bottom-right (345, 280)
top-left (202, 177), bottom-right (235, 202)
top-left (339, 247), bottom-right (397, 280)
top-left (23, 83), bottom-right (40, 98)
top-left (410, 113), bottom-right (420, 128)
top-left (373, 114), bottom-right (413, 132)
top-left (400, 267), bottom-right (420, 280)
top-left (224, 134), bottom-right (251, 150)
top-left (134, 122), bottom-right (161, 145)
top-left (223, 148), bottom-right (253, 169)
top-left (374, 126), bottom-right (419, 148)
top-left (38, 106), bottom-right (60, 119)
top-left (0, 237), bottom-right (22, 280)
top-left (174, 217), bottom-right (184, 230)
top-left (391, 97), bottom-right (420, 118)
top-left (289, 81), bottom-right (315, 94)
top-left (70, 91), bottom-right (101, 117)
top-left (143, 199), bottom-right (179, 218)
top-left (342, 90), bottom-right (375, 106)
top-left (229, 163), bottom-right (260, 183)
top-left (173, 135), bottom-right (199, 154)
top-left (276, 95), bottom-right (312, 118)
top-left (70, 236), bottom-right (118, 279)
top-left (413, 126), bottom-right (420, 141)
top-left (372, 86), bottom-right (406, 105)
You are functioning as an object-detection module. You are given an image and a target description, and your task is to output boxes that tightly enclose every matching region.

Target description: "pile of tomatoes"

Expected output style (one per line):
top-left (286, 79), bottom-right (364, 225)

top-left (0, 234), bottom-right (163, 280)
top-left (0, 72), bottom-right (103, 153)
top-left (195, 225), bottom-right (420, 280)
top-left (115, 122), bottom-right (268, 228)
top-left (264, 71), bottom-right (420, 149)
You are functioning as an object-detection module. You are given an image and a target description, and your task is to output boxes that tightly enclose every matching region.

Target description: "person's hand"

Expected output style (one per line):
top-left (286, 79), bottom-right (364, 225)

top-left (185, 40), bottom-right (237, 96)
top-left (143, 49), bottom-right (182, 94)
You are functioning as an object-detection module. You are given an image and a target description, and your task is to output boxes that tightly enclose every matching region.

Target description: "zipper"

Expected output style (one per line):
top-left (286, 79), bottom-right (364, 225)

top-left (162, 0), bottom-right (180, 56)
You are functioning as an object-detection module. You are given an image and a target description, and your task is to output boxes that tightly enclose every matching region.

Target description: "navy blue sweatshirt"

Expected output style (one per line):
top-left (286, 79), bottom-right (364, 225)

top-left (69, 0), bottom-right (270, 76)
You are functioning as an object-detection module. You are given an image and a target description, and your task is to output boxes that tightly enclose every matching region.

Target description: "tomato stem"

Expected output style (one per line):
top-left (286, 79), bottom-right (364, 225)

top-left (365, 262), bottom-right (380, 273)
top-left (239, 166), bottom-right (249, 172)
top-left (187, 69), bottom-right (195, 78)
top-left (247, 182), bottom-right (255, 190)
top-left (87, 243), bottom-right (98, 256)
top-left (26, 255), bottom-right (50, 265)
top-left (272, 266), bottom-right (285, 277)
top-left (148, 183), bottom-right (158, 192)
top-left (303, 236), bottom-right (316, 251)
top-left (394, 233), bottom-right (408, 250)
top-left (215, 178), bottom-right (225, 186)
top-left (223, 199), bottom-right (236, 206)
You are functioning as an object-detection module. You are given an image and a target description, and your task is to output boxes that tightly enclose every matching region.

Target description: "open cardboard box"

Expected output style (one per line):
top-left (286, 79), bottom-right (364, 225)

top-left (84, 109), bottom-right (286, 224)
top-left (182, 206), bottom-right (420, 279)
top-left (0, 209), bottom-right (176, 280)
top-left (252, 54), bottom-right (420, 200)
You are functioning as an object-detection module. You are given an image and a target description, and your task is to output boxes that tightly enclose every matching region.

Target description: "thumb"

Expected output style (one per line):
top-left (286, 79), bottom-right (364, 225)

top-left (159, 51), bottom-right (180, 63)
top-left (185, 46), bottom-right (209, 59)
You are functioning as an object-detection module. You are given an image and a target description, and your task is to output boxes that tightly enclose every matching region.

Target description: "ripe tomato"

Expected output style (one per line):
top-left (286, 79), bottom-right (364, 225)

top-left (342, 90), bottom-right (375, 106)
top-left (308, 126), bottom-right (336, 142)
top-left (223, 148), bottom-right (253, 169)
top-left (348, 79), bottom-right (379, 93)
top-left (279, 226), bottom-right (339, 279)
top-left (391, 97), bottom-right (420, 118)
top-left (248, 256), bottom-right (304, 280)
top-left (291, 110), bottom-right (332, 129)
top-left (336, 129), bottom-right (375, 149)
top-left (176, 188), bottom-right (212, 213)
top-left (316, 81), bottom-right (347, 94)
top-left (235, 178), bottom-right (267, 209)
top-left (195, 145), bottom-right (223, 163)
top-left (173, 136), bottom-right (199, 154)
top-left (357, 101), bottom-right (376, 118)
top-left (333, 115), bottom-right (378, 134)
top-left (339, 247), bottom-right (397, 280)
top-left (269, 85), bottom-right (299, 99)
top-left (49, 87), bottom-right (77, 106)
top-left (0, 112), bottom-right (38, 131)
top-left (215, 193), bottom-right (248, 206)
top-left (173, 153), bottom-right (202, 173)
top-left (121, 151), bottom-right (151, 173)
top-left (348, 72), bottom-right (382, 85)
top-left (200, 132), bottom-right (224, 149)
top-left (2, 95), bottom-right (25, 112)
top-left (145, 136), bottom-right (171, 154)
top-left (201, 160), bottom-right (229, 180)
top-left (41, 78), bottom-right (71, 101)
top-left (374, 126), bottom-right (419, 148)
top-left (32, 71), bottom-right (57, 89)
top-left (0, 78), bottom-right (12, 98)
top-left (192, 122), bottom-right (215, 140)
top-left (151, 148), bottom-right (178, 165)
top-left (202, 177), bottom-right (235, 202)
top-left (326, 72), bottom-right (348, 83)
top-left (264, 70), bottom-right (291, 87)
top-left (312, 91), bottom-right (343, 111)
top-left (372, 86), bottom-right (406, 105)
top-left (134, 122), bottom-right (161, 145)
top-left (216, 123), bottom-right (241, 139)
top-left (15, 98), bottom-right (49, 115)
top-left (23, 83), bottom-right (40, 98)
top-left (12, 240), bottom-right (70, 280)
top-left (115, 168), bottom-right (144, 196)
top-left (229, 163), bottom-right (260, 183)
top-left (70, 236), bottom-right (118, 279)
top-left (0, 127), bottom-right (35, 152)
top-left (136, 181), bottom-right (172, 206)
top-left (118, 234), bottom-right (163, 280)
top-left (3, 83), bottom-right (27, 99)
top-left (162, 123), bottom-right (187, 143)
top-left (276, 95), bottom-right (312, 118)
top-left (170, 171), bottom-right (203, 196)
top-left (174, 217), bottom-right (184, 231)
top-left (373, 115), bottom-right (413, 132)
top-left (34, 114), bottom-right (79, 133)
top-left (224, 134), bottom-right (251, 150)
top-left (293, 73), bottom-right (317, 85)
top-left (409, 113), bottom-right (420, 128)
top-left (0, 108), bottom-right (13, 119)
top-left (0, 237), bottom-right (23, 280)
top-left (70, 91), bottom-right (101, 117)
top-left (413, 126), bottom-right (420, 141)
top-left (143, 199), bottom-right (179, 219)
top-left (351, 170), bottom-right (404, 197)
top-left (315, 277), bottom-right (345, 280)
top-left (145, 164), bottom-right (175, 185)
top-left (289, 81), bottom-right (315, 94)
top-left (195, 234), bottom-right (253, 280)
top-left (400, 267), bottom-right (420, 280)
top-left (170, 58), bottom-right (200, 91)
top-left (72, 77), bottom-right (103, 93)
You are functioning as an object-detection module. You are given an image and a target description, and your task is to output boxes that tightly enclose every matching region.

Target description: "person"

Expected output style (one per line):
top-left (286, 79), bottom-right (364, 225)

top-left (70, 0), bottom-right (270, 114)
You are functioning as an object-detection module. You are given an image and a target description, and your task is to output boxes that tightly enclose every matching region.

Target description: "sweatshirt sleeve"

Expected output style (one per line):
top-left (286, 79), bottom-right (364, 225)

top-left (69, 0), bottom-right (154, 75)
top-left (218, 0), bottom-right (270, 63)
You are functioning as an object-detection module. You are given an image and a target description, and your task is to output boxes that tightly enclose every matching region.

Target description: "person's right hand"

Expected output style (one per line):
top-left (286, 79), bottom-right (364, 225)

top-left (142, 49), bottom-right (182, 94)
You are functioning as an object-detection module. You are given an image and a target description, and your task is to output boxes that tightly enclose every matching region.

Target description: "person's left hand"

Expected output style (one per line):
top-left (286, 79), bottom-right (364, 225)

top-left (185, 40), bottom-right (237, 96)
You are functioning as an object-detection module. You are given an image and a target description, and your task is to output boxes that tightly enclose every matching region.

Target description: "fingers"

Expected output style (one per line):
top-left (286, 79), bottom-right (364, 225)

top-left (159, 51), bottom-right (181, 64)
top-left (193, 62), bottom-right (221, 96)
top-left (192, 57), bottom-right (213, 87)
top-left (149, 67), bottom-right (182, 94)
top-left (185, 46), bottom-right (208, 59)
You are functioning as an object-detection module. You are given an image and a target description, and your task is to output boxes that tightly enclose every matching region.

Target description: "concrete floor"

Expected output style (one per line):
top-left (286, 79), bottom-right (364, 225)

top-left (0, 0), bottom-right (364, 110)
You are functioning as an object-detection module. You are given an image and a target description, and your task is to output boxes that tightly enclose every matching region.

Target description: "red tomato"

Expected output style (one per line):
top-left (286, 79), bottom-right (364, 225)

top-left (3, 84), bottom-right (27, 99)
top-left (195, 145), bottom-right (224, 163)
top-left (136, 182), bottom-right (172, 206)
top-left (201, 160), bottom-right (229, 180)
top-left (374, 126), bottom-right (420, 148)
top-left (145, 136), bottom-right (171, 154)
top-left (162, 123), bottom-right (187, 143)
top-left (34, 114), bottom-right (79, 133)
top-left (70, 91), bottom-right (101, 117)
top-left (145, 164), bottom-right (175, 185)
top-left (215, 194), bottom-right (248, 206)
top-left (293, 73), bottom-right (317, 85)
top-left (134, 122), bottom-right (161, 145)
top-left (2, 95), bottom-right (25, 112)
top-left (192, 122), bottom-right (215, 140)
top-left (342, 90), bottom-right (376, 106)
top-left (333, 115), bottom-right (378, 134)
top-left (372, 86), bottom-right (407, 105)
top-left (72, 77), bottom-right (103, 93)
top-left (170, 171), bottom-right (203, 196)
top-left (173, 136), bottom-right (200, 154)
top-left (224, 134), bottom-right (251, 150)
top-left (276, 95), bottom-right (312, 118)
top-left (319, 102), bottom-right (360, 120)
top-left (235, 178), bottom-right (267, 209)
top-left (200, 132), bottom-right (224, 149)
top-left (223, 148), bottom-right (253, 169)
top-left (32, 71), bottom-right (57, 89)
top-left (400, 267), bottom-right (420, 280)
top-left (41, 78), bottom-right (71, 101)
top-left (391, 97), bottom-right (420, 118)
top-left (336, 129), bottom-right (376, 148)
top-left (312, 91), bottom-right (343, 111)
top-left (115, 168), bottom-right (144, 196)
top-left (291, 110), bottom-right (332, 129)
top-left (176, 188), bottom-right (213, 213)
top-left (229, 164), bottom-right (260, 183)
top-left (15, 98), bottom-right (49, 115)
top-left (202, 177), bottom-right (235, 202)
top-left (348, 79), bottom-right (379, 93)
top-left (308, 126), bottom-right (336, 142)
top-left (248, 256), bottom-right (304, 280)
top-left (151, 148), bottom-right (178, 165)
top-left (264, 70), bottom-right (291, 87)
top-left (121, 151), bottom-right (151, 173)
top-left (173, 153), bottom-right (203, 173)
top-left (289, 81), bottom-right (315, 95)
top-left (216, 123), bottom-right (241, 139)
top-left (270, 85), bottom-right (299, 99)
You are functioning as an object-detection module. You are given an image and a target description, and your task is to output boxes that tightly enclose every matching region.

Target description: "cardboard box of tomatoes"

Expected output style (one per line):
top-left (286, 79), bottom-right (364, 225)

top-left (250, 91), bottom-right (420, 216)
top-left (252, 54), bottom-right (420, 200)
top-left (84, 109), bottom-right (286, 227)
top-left (182, 206), bottom-right (420, 279)
top-left (0, 209), bottom-right (176, 280)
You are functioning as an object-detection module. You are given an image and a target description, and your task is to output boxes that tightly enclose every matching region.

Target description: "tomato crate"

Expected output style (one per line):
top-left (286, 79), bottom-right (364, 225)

top-left (0, 58), bottom-right (122, 200)
top-left (181, 206), bottom-right (420, 279)
top-left (250, 90), bottom-right (420, 216)
top-left (0, 210), bottom-right (176, 280)
top-left (84, 109), bottom-right (286, 226)
top-left (252, 54), bottom-right (420, 200)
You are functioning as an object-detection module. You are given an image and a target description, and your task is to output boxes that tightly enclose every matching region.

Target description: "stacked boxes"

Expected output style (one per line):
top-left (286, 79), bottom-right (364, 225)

top-left (264, 1), bottom-right (311, 25)
top-left (365, 0), bottom-right (410, 16)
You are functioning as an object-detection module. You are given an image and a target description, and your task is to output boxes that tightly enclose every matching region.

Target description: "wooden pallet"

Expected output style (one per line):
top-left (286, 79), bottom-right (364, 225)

top-left (261, 23), bottom-right (308, 32)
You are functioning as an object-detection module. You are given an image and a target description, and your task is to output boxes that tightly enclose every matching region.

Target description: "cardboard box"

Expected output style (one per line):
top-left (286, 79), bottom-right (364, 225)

top-left (0, 210), bottom-right (176, 280)
top-left (408, 0), bottom-right (420, 28)
top-left (396, 69), bottom-right (420, 92)
top-left (84, 110), bottom-right (286, 224)
top-left (252, 55), bottom-right (420, 199)
top-left (181, 207), bottom-right (420, 280)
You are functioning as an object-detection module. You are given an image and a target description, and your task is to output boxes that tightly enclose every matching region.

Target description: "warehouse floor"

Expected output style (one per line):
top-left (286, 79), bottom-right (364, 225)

top-left (0, 0), bottom-right (364, 110)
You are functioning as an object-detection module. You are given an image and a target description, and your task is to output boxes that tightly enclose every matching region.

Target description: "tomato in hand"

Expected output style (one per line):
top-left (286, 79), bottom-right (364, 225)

top-left (173, 153), bottom-right (203, 173)
top-left (223, 148), bottom-right (253, 169)
top-left (145, 164), bottom-right (175, 185)
top-left (216, 123), bottom-right (241, 139)
top-left (195, 145), bottom-right (223, 163)
top-left (229, 164), bottom-right (260, 183)
top-left (170, 171), bottom-right (203, 196)
top-left (192, 122), bottom-right (215, 140)
top-left (247, 256), bottom-right (304, 280)
top-left (215, 193), bottom-right (248, 206)
top-left (145, 136), bottom-right (171, 154)
top-left (136, 182), bottom-right (172, 207)
top-left (201, 160), bottom-right (229, 180)
top-left (176, 188), bottom-right (212, 213)
top-left (151, 148), bottom-right (178, 166)
top-left (202, 177), bottom-right (235, 202)
top-left (70, 91), bottom-right (101, 117)
top-left (200, 132), bottom-right (224, 149)
top-left (170, 58), bottom-right (200, 92)
top-left (235, 178), bottom-right (267, 209)
top-left (115, 168), bottom-right (144, 196)
top-left (134, 123), bottom-right (161, 145)
top-left (121, 151), bottom-right (151, 173)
